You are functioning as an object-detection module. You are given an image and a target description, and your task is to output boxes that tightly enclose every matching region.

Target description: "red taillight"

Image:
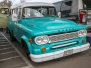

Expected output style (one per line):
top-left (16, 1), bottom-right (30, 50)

top-left (79, 11), bottom-right (87, 23)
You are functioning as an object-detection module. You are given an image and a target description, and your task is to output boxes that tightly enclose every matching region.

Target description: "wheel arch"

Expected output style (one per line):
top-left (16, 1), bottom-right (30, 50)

top-left (21, 35), bottom-right (32, 54)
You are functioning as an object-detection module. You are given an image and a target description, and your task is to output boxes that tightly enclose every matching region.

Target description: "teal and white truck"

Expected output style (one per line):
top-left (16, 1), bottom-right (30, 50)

top-left (8, 2), bottom-right (90, 62)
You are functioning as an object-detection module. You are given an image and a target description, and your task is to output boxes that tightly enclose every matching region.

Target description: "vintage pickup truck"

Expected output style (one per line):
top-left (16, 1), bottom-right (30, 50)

top-left (8, 2), bottom-right (90, 62)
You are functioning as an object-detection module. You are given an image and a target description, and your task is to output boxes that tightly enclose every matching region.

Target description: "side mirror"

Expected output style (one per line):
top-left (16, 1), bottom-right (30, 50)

top-left (84, 4), bottom-right (87, 9)
top-left (58, 12), bottom-right (61, 18)
top-left (12, 14), bottom-right (18, 21)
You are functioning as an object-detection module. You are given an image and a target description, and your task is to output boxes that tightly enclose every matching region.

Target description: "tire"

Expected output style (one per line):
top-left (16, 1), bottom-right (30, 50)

top-left (9, 30), bottom-right (16, 42)
top-left (24, 42), bottom-right (31, 60)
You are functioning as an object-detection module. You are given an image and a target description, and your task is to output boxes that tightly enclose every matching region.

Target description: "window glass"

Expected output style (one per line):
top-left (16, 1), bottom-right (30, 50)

top-left (22, 7), bottom-right (56, 18)
top-left (0, 8), bottom-right (9, 14)
top-left (82, 0), bottom-right (91, 9)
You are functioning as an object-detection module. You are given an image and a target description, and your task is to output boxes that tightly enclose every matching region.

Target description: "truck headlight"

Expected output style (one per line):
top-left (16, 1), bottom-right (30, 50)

top-left (78, 30), bottom-right (87, 37)
top-left (35, 35), bottom-right (49, 45)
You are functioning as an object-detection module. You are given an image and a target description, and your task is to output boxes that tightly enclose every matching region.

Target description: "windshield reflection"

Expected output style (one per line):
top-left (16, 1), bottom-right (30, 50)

top-left (22, 7), bottom-right (56, 18)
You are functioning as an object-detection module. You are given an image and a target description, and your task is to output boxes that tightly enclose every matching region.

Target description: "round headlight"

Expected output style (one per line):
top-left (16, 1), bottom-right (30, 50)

top-left (78, 30), bottom-right (87, 37)
top-left (35, 35), bottom-right (49, 45)
top-left (82, 30), bottom-right (87, 36)
top-left (78, 30), bottom-right (83, 37)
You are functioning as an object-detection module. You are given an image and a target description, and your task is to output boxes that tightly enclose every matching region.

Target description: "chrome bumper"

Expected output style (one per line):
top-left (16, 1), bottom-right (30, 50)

top-left (30, 43), bottom-right (90, 62)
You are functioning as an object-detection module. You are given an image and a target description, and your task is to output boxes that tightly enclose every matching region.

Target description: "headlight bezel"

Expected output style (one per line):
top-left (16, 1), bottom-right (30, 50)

top-left (78, 30), bottom-right (87, 37)
top-left (35, 35), bottom-right (49, 45)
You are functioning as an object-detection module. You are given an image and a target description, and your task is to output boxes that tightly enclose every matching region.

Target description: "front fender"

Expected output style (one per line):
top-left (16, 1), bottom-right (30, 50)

top-left (21, 35), bottom-right (32, 54)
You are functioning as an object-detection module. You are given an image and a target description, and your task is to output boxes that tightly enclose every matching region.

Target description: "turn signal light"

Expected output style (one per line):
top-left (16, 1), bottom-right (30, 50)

top-left (82, 39), bottom-right (85, 43)
top-left (29, 38), bottom-right (33, 42)
top-left (41, 48), bottom-right (46, 52)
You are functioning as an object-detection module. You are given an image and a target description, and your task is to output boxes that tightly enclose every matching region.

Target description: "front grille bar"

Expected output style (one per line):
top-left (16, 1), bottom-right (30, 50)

top-left (49, 31), bottom-right (78, 43)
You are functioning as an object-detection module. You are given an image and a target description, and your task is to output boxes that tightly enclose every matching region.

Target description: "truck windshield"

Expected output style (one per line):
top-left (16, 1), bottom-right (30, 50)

top-left (22, 7), bottom-right (56, 18)
top-left (83, 0), bottom-right (91, 9)
top-left (61, 1), bottom-right (72, 17)
top-left (0, 8), bottom-right (9, 14)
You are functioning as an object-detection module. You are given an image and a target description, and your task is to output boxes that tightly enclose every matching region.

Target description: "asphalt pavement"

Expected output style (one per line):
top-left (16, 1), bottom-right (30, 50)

top-left (1, 32), bottom-right (91, 68)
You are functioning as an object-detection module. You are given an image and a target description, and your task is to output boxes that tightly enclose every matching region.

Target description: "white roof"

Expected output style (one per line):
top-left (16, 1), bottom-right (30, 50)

top-left (11, 2), bottom-right (54, 9)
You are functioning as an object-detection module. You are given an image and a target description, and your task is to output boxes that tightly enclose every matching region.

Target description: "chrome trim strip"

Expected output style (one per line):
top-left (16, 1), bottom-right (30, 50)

top-left (52, 42), bottom-right (77, 49)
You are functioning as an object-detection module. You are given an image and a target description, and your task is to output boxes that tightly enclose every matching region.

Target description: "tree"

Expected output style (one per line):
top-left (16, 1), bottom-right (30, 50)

top-left (7, 1), bottom-right (12, 8)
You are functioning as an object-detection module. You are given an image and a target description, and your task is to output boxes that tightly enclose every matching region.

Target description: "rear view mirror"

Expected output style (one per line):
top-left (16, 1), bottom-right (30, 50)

top-left (84, 4), bottom-right (87, 9)
top-left (12, 14), bottom-right (18, 21)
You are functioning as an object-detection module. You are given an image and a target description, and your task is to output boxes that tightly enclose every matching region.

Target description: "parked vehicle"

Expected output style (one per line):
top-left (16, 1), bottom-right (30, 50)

top-left (0, 6), bottom-right (9, 28)
top-left (53, 0), bottom-right (91, 29)
top-left (8, 2), bottom-right (90, 62)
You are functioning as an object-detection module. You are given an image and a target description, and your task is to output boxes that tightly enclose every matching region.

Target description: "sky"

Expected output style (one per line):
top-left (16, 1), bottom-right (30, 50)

top-left (0, 0), bottom-right (62, 5)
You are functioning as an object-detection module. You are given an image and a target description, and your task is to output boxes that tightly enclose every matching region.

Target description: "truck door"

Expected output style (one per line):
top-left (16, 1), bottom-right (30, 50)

top-left (11, 9), bottom-right (19, 41)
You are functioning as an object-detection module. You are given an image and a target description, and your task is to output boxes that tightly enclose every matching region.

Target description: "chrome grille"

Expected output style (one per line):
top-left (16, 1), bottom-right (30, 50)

top-left (49, 31), bottom-right (78, 43)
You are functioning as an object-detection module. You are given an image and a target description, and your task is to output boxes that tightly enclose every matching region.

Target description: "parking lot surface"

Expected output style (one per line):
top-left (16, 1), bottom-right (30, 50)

top-left (1, 32), bottom-right (91, 68)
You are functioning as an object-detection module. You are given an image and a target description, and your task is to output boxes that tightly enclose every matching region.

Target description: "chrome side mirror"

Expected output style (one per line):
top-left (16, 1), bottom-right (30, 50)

top-left (12, 14), bottom-right (18, 22)
top-left (58, 12), bottom-right (61, 18)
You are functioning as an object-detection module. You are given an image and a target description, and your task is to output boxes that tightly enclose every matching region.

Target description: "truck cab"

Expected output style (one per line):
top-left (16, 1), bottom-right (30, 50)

top-left (8, 2), bottom-right (90, 62)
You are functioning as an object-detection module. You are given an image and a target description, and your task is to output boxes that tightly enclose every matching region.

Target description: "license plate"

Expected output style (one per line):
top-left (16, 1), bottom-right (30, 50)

top-left (64, 49), bottom-right (73, 56)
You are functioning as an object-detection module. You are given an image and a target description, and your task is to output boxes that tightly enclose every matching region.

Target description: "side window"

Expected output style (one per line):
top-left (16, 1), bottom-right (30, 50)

top-left (14, 8), bottom-right (21, 19)
top-left (17, 8), bottom-right (21, 19)
top-left (9, 9), bottom-right (12, 17)
top-left (23, 8), bottom-right (31, 17)
top-left (49, 8), bottom-right (55, 16)
top-left (12, 9), bottom-right (15, 14)
top-left (0, 8), bottom-right (9, 14)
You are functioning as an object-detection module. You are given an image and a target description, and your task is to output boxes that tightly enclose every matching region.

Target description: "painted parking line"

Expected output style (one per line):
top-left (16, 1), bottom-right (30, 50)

top-left (0, 51), bottom-right (16, 55)
top-left (7, 63), bottom-right (26, 68)
top-left (1, 32), bottom-right (34, 68)
top-left (0, 39), bottom-right (7, 41)
top-left (0, 42), bottom-right (9, 44)
top-left (0, 44), bottom-right (10, 47)
top-left (0, 56), bottom-right (20, 62)
top-left (0, 47), bottom-right (13, 50)
top-left (22, 66), bottom-right (35, 68)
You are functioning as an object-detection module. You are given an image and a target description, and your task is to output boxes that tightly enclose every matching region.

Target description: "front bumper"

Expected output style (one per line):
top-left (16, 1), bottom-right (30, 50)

top-left (30, 43), bottom-right (90, 62)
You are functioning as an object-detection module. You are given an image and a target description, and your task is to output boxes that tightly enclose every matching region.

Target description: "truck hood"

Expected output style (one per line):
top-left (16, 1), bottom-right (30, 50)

top-left (21, 17), bottom-right (87, 36)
